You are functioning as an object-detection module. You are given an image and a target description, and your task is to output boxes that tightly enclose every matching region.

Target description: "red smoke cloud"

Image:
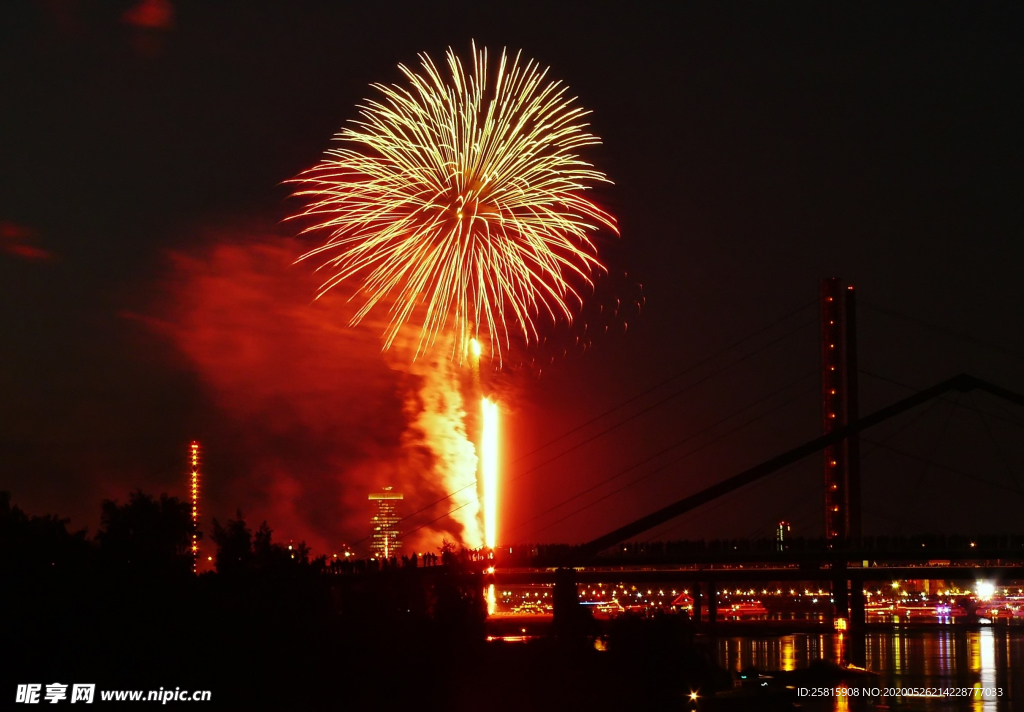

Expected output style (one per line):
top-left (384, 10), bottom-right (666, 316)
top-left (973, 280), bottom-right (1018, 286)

top-left (152, 230), bottom-right (479, 555)
top-left (1, 222), bottom-right (54, 261)
top-left (121, 0), bottom-right (175, 30)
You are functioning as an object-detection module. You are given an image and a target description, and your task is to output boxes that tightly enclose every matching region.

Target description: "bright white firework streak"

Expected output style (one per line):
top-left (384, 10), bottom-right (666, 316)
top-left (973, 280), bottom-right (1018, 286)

top-left (486, 583), bottom-right (496, 616)
top-left (481, 397), bottom-right (499, 549)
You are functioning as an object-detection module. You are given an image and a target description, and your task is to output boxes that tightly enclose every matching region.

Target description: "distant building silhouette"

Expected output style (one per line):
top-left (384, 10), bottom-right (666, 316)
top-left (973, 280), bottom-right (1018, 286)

top-left (369, 488), bottom-right (402, 559)
top-left (776, 520), bottom-right (791, 552)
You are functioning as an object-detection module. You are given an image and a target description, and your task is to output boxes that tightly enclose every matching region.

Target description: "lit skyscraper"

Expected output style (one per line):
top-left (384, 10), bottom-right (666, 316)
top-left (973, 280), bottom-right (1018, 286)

top-left (776, 520), bottom-right (791, 552)
top-left (369, 488), bottom-right (402, 559)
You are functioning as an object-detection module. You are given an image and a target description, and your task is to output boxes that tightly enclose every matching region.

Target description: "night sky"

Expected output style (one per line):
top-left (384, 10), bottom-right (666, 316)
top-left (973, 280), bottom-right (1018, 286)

top-left (3, 1), bottom-right (1023, 553)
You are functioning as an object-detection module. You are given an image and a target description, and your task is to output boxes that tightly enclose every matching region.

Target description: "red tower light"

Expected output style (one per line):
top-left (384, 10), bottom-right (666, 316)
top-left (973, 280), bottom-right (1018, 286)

top-left (820, 279), bottom-right (847, 545)
top-left (189, 441), bottom-right (200, 573)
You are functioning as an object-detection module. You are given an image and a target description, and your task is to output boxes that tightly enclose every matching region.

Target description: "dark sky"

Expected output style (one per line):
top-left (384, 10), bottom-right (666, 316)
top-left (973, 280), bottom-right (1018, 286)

top-left (2, 1), bottom-right (1023, 552)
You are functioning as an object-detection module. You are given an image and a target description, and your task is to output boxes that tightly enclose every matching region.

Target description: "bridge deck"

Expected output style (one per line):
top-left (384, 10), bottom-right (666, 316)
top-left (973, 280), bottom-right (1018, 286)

top-left (494, 565), bottom-right (1024, 585)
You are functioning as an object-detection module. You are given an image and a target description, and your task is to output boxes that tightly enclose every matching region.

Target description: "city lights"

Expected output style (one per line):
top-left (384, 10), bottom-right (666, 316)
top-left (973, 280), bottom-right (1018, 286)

top-left (369, 489), bottom-right (403, 559)
top-left (976, 581), bottom-right (996, 602)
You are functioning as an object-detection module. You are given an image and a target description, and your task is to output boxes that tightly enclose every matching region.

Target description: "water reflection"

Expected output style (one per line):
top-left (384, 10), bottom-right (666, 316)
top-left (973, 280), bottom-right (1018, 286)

top-left (835, 684), bottom-right (850, 712)
top-left (976, 627), bottom-right (997, 712)
top-left (718, 633), bottom-right (844, 672)
top-left (713, 627), bottom-right (1020, 711)
top-left (781, 635), bottom-right (796, 671)
top-left (939, 629), bottom-right (952, 676)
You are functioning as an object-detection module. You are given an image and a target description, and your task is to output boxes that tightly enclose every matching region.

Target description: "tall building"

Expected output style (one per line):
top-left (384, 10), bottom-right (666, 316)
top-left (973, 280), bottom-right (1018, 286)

top-left (369, 488), bottom-right (402, 559)
top-left (776, 520), bottom-right (791, 552)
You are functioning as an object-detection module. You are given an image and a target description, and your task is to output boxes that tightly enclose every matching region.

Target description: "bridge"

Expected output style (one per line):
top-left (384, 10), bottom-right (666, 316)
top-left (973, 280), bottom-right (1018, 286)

top-left (492, 539), bottom-right (1024, 623)
top-left (365, 278), bottom-right (1024, 664)
top-left (484, 369), bottom-right (1024, 655)
top-left (481, 281), bottom-right (1024, 656)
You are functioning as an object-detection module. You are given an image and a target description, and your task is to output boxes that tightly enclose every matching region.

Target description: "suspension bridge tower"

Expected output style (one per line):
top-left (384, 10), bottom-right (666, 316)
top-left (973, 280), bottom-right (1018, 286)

top-left (820, 278), bottom-right (862, 545)
top-left (821, 278), bottom-right (865, 642)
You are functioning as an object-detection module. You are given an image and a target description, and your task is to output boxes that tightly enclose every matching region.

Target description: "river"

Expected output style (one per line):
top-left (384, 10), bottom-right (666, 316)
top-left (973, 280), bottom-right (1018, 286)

top-left (712, 627), bottom-right (1022, 710)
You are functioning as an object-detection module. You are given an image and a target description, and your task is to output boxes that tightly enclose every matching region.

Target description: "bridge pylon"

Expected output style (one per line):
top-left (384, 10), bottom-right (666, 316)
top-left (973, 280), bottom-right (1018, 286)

top-left (821, 279), bottom-right (858, 544)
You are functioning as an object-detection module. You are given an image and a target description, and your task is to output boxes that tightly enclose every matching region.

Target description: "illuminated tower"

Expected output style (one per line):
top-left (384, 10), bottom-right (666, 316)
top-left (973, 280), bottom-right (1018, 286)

top-left (844, 285), bottom-right (862, 541)
top-left (189, 441), bottom-right (200, 573)
top-left (369, 488), bottom-right (402, 559)
top-left (776, 520), bottom-right (791, 552)
top-left (820, 278), bottom-right (862, 544)
top-left (821, 278), bottom-right (847, 544)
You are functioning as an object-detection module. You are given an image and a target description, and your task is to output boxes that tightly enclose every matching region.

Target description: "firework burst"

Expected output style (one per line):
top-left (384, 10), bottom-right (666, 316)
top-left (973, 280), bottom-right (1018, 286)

top-left (291, 42), bottom-right (617, 360)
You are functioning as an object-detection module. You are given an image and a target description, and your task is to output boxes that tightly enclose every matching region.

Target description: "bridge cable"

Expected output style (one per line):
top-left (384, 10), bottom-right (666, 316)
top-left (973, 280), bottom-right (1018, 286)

top-left (510, 317), bottom-right (817, 482)
top-left (859, 370), bottom-right (1024, 430)
top-left (655, 397), bottom-right (944, 542)
top-left (967, 391), bottom-right (1024, 498)
top-left (396, 307), bottom-right (817, 530)
top-left (645, 461), bottom-right (808, 543)
top-left (765, 398), bottom-right (945, 539)
top-left (861, 300), bottom-right (1024, 364)
top-left (512, 297), bottom-right (817, 464)
top-left (861, 507), bottom-right (938, 532)
top-left (859, 439), bottom-right (1024, 499)
top-left (518, 379), bottom-right (819, 541)
top-left (894, 395), bottom-right (960, 536)
top-left (510, 370), bottom-right (817, 539)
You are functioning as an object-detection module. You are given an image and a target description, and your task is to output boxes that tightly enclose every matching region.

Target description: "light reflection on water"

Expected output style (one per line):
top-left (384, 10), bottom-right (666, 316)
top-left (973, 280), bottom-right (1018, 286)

top-left (713, 627), bottom-right (1020, 711)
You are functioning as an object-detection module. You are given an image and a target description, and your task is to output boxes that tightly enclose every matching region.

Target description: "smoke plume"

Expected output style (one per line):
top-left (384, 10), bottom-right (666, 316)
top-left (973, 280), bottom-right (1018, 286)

top-left (152, 229), bottom-right (483, 555)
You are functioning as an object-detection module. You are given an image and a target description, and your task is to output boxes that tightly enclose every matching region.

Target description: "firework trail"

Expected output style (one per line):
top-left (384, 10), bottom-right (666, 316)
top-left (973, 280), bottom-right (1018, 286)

top-left (291, 42), bottom-right (617, 361)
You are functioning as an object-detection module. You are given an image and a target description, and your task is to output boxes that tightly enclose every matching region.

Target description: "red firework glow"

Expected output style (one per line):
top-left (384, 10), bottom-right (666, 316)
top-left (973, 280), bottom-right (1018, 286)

top-left (151, 232), bottom-right (484, 554)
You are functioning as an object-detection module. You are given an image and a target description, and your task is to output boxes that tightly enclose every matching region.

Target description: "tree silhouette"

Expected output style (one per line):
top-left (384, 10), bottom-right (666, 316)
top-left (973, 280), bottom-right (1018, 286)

top-left (0, 491), bottom-right (89, 572)
top-left (211, 514), bottom-right (317, 575)
top-left (94, 490), bottom-right (192, 575)
top-left (210, 512), bottom-right (253, 575)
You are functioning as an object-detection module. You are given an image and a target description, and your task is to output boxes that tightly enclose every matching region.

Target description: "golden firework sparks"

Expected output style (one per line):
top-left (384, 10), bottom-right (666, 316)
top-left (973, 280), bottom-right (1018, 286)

top-left (291, 42), bottom-right (617, 360)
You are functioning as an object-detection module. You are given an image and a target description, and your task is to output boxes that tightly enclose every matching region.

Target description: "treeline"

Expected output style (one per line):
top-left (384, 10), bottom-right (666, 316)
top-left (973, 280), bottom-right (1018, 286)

top-left (0, 492), bottom-right (530, 709)
top-left (1, 492), bottom-right (728, 710)
top-left (0, 490), bottom-right (322, 577)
